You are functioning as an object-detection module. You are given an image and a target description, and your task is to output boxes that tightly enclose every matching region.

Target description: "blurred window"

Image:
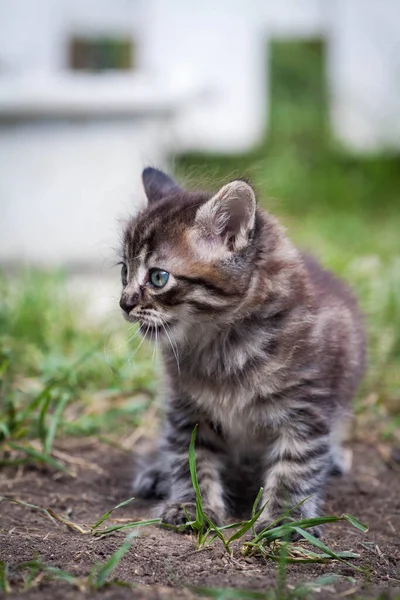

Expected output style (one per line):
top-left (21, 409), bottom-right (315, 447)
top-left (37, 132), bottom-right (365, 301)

top-left (69, 36), bottom-right (134, 71)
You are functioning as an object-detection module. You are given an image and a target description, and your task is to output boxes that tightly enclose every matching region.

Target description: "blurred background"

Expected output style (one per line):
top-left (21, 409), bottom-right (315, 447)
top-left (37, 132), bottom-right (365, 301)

top-left (0, 0), bottom-right (399, 451)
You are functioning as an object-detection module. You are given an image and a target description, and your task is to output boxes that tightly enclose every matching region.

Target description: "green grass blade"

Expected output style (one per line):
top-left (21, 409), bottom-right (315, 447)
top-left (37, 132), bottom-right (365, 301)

top-left (290, 546), bottom-right (359, 560)
top-left (8, 442), bottom-right (70, 474)
top-left (0, 561), bottom-right (11, 593)
top-left (292, 527), bottom-right (364, 573)
top-left (0, 421), bottom-right (10, 440)
top-left (0, 358), bottom-right (10, 381)
top-left (250, 487), bottom-right (264, 535)
top-left (227, 500), bottom-right (268, 545)
top-left (19, 560), bottom-right (80, 588)
top-left (291, 574), bottom-right (342, 597)
top-left (44, 393), bottom-right (70, 455)
top-left (38, 392), bottom-right (52, 449)
top-left (92, 497), bottom-right (136, 530)
top-left (188, 424), bottom-right (204, 529)
top-left (342, 513), bottom-right (369, 533)
top-left (202, 514), bottom-right (231, 554)
top-left (1, 495), bottom-right (51, 515)
top-left (19, 381), bottom-right (57, 423)
top-left (93, 518), bottom-right (161, 536)
top-left (214, 521), bottom-right (248, 531)
top-left (44, 565), bottom-right (81, 586)
top-left (250, 495), bottom-right (314, 541)
top-left (21, 560), bottom-right (41, 588)
top-left (253, 515), bottom-right (340, 543)
top-left (91, 532), bottom-right (136, 588)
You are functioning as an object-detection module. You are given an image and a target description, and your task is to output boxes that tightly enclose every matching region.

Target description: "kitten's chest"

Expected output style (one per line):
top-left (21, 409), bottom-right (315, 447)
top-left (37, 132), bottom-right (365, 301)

top-left (180, 373), bottom-right (268, 445)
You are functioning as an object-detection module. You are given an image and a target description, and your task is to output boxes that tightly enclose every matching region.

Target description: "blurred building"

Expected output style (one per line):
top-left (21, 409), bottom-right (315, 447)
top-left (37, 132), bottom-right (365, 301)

top-left (0, 0), bottom-right (399, 267)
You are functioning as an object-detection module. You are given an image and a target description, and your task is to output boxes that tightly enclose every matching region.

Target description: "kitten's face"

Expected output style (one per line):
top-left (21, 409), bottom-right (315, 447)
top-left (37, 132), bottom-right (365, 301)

top-left (119, 168), bottom-right (257, 345)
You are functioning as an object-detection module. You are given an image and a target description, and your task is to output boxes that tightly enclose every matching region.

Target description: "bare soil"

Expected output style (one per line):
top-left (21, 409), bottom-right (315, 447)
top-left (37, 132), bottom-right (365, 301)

top-left (0, 440), bottom-right (399, 599)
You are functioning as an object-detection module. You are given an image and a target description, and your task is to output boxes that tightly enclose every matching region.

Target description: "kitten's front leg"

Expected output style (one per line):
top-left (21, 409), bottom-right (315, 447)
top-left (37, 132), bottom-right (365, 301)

top-left (160, 407), bottom-right (226, 529)
top-left (258, 404), bottom-right (331, 537)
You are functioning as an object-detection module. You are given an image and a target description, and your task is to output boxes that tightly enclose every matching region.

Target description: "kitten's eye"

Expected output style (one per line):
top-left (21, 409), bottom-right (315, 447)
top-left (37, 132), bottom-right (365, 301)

top-left (121, 264), bottom-right (128, 287)
top-left (149, 268), bottom-right (169, 288)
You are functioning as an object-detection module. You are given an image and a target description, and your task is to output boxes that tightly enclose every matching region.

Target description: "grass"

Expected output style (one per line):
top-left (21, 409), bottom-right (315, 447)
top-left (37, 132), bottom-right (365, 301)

top-left (0, 428), bottom-right (369, 596)
top-left (0, 494), bottom-right (160, 538)
top-left (0, 559), bottom-right (362, 599)
top-left (0, 536), bottom-right (139, 593)
top-left (0, 269), bottom-right (158, 470)
top-left (170, 426), bottom-right (369, 574)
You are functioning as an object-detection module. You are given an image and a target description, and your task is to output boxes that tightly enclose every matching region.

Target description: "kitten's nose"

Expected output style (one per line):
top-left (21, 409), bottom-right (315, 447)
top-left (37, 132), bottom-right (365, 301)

top-left (119, 292), bottom-right (139, 314)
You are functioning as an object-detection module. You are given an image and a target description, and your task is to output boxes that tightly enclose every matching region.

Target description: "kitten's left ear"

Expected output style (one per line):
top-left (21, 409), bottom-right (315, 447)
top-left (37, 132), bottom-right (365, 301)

top-left (195, 181), bottom-right (256, 251)
top-left (142, 167), bottom-right (181, 203)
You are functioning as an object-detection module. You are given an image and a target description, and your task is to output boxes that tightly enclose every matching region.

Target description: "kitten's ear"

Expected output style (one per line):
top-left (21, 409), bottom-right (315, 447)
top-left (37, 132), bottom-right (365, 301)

top-left (142, 167), bottom-right (180, 203)
top-left (195, 181), bottom-right (256, 251)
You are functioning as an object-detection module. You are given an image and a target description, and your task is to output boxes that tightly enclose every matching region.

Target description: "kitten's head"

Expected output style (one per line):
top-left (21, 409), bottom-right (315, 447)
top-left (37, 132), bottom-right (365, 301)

top-left (119, 167), bottom-right (261, 345)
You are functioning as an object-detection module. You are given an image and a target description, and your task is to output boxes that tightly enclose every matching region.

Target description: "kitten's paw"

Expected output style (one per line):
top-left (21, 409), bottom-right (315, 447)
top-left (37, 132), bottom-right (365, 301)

top-left (160, 502), bottom-right (222, 532)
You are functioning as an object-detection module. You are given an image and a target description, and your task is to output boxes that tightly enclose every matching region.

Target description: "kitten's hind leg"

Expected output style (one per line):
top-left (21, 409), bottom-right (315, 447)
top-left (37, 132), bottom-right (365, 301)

top-left (133, 451), bottom-right (170, 500)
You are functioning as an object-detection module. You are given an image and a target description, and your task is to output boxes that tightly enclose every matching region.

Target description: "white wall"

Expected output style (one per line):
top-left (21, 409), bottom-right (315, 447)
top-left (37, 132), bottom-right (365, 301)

top-left (0, 0), bottom-right (146, 74)
top-left (1, 0), bottom-right (400, 267)
top-left (1, 0), bottom-right (399, 155)
top-left (0, 117), bottom-right (172, 266)
top-left (328, 0), bottom-right (400, 152)
top-left (144, 0), bottom-right (329, 153)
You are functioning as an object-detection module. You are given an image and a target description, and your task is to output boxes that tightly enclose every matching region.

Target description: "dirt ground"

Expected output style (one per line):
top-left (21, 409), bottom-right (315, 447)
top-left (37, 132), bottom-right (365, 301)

top-left (0, 440), bottom-right (399, 599)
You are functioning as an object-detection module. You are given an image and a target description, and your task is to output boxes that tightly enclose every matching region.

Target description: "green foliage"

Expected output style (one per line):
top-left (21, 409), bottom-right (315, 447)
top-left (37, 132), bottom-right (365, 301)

top-left (89, 532), bottom-right (137, 588)
top-left (177, 427), bottom-right (368, 573)
top-left (0, 270), bottom-right (156, 468)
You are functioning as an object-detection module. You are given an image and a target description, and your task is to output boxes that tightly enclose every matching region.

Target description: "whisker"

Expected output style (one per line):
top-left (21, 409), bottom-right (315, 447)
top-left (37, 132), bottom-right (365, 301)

top-left (160, 318), bottom-right (180, 375)
top-left (124, 323), bottom-right (150, 368)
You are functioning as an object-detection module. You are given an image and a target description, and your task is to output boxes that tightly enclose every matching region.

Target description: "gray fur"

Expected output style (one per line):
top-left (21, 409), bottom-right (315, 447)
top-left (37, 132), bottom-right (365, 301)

top-left (121, 169), bottom-right (366, 533)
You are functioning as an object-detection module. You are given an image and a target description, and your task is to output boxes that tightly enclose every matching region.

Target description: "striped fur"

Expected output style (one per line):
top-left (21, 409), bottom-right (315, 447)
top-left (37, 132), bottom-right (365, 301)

top-left (120, 168), bottom-right (366, 533)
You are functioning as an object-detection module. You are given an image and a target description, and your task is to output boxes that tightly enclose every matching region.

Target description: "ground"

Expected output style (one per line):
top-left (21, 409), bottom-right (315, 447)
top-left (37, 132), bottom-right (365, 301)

top-left (1, 440), bottom-right (399, 599)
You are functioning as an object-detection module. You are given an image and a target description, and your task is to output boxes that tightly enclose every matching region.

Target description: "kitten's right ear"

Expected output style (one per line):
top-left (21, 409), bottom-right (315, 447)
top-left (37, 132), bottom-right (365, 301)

top-left (142, 167), bottom-right (180, 203)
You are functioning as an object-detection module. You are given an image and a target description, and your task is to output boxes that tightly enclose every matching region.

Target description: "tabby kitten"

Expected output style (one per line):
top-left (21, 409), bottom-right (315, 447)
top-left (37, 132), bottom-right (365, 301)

top-left (119, 167), bottom-right (366, 533)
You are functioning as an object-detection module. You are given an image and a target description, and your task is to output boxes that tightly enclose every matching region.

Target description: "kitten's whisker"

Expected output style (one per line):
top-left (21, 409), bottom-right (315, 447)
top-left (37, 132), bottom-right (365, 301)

top-left (127, 327), bottom-right (143, 344)
top-left (122, 323), bottom-right (149, 368)
top-left (102, 326), bottom-right (141, 357)
top-left (151, 327), bottom-right (157, 361)
top-left (160, 319), bottom-right (180, 375)
top-left (152, 324), bottom-right (160, 364)
top-left (130, 324), bottom-right (150, 362)
top-left (162, 318), bottom-right (180, 357)
top-left (155, 326), bottom-right (159, 362)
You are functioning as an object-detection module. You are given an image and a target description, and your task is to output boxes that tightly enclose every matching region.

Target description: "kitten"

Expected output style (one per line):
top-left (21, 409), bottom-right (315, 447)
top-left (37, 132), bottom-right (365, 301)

top-left (119, 167), bottom-right (366, 534)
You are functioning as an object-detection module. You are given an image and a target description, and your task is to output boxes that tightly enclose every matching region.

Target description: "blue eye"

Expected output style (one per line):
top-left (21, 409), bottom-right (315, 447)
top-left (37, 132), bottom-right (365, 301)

top-left (149, 269), bottom-right (169, 288)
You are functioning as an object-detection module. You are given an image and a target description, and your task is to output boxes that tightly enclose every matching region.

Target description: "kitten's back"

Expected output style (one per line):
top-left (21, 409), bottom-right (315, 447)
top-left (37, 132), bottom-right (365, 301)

top-left (301, 251), bottom-right (366, 400)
